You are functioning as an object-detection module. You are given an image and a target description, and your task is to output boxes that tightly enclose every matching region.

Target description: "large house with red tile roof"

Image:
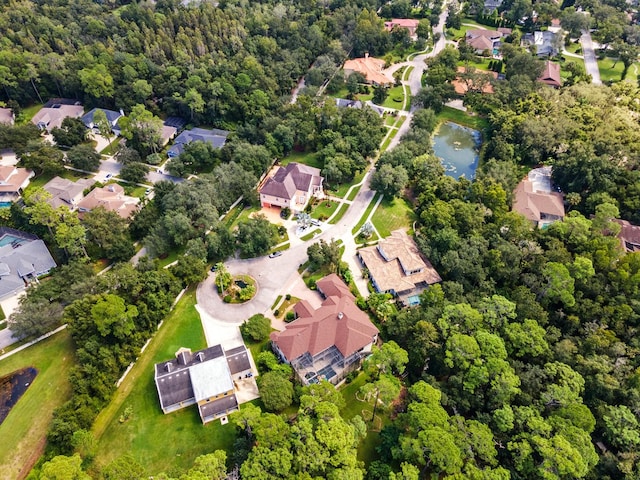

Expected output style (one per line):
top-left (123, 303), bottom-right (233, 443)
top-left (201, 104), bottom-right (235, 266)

top-left (343, 54), bottom-right (393, 86)
top-left (270, 274), bottom-right (379, 385)
top-left (384, 19), bottom-right (420, 38)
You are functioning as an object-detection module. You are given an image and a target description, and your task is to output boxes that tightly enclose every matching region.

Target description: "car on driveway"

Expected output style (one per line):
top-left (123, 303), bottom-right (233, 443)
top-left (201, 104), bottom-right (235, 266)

top-left (268, 251), bottom-right (283, 258)
top-left (105, 173), bottom-right (112, 179)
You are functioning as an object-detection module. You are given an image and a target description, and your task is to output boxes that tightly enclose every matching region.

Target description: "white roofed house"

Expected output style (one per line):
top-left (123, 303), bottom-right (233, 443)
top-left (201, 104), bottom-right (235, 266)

top-left (154, 344), bottom-right (253, 423)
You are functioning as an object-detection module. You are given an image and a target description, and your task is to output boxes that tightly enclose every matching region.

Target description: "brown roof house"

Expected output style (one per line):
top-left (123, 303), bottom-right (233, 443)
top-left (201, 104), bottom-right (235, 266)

top-left (270, 274), bottom-right (379, 386)
top-left (154, 344), bottom-right (253, 424)
top-left (259, 162), bottom-right (323, 212)
top-left (513, 166), bottom-right (565, 228)
top-left (31, 99), bottom-right (84, 132)
top-left (615, 219), bottom-right (640, 253)
top-left (0, 108), bottom-right (15, 125)
top-left (452, 66), bottom-right (498, 95)
top-left (384, 19), bottom-right (420, 38)
top-left (43, 176), bottom-right (95, 211)
top-left (358, 229), bottom-right (441, 307)
top-left (465, 29), bottom-right (505, 55)
top-left (538, 61), bottom-right (562, 88)
top-left (77, 183), bottom-right (139, 219)
top-left (343, 54), bottom-right (393, 86)
top-left (0, 166), bottom-right (35, 203)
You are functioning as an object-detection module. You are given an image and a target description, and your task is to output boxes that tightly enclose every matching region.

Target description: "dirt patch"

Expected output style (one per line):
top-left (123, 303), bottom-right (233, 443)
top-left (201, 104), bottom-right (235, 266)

top-left (0, 367), bottom-right (38, 425)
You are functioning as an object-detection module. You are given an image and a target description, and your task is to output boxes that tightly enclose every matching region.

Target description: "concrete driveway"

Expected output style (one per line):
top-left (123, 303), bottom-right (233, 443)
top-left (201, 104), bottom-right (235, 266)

top-left (580, 30), bottom-right (602, 85)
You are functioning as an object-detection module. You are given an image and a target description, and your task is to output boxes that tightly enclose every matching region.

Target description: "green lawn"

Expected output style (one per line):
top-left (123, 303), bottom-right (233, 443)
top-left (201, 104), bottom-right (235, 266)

top-left (339, 373), bottom-right (388, 465)
top-left (378, 85), bottom-right (406, 110)
top-left (328, 169), bottom-right (366, 199)
top-left (370, 196), bottom-right (415, 238)
top-left (311, 198), bottom-right (340, 220)
top-left (90, 289), bottom-right (236, 477)
top-left (437, 106), bottom-right (489, 131)
top-left (347, 184), bottom-right (362, 201)
top-left (20, 104), bottom-right (43, 123)
top-left (0, 305), bottom-right (5, 321)
top-left (156, 246), bottom-right (185, 268)
top-left (329, 203), bottom-right (349, 225)
top-left (99, 137), bottom-right (120, 156)
top-left (565, 41), bottom-right (582, 54)
top-left (458, 57), bottom-right (493, 70)
top-left (281, 151), bottom-right (322, 169)
top-left (300, 228), bottom-right (322, 241)
top-left (0, 330), bottom-right (75, 480)
top-left (352, 193), bottom-right (382, 235)
top-left (597, 57), bottom-right (640, 84)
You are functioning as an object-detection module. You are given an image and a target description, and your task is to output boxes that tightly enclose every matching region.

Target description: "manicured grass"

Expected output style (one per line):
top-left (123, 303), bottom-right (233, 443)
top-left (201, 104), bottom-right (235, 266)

top-left (565, 41), bottom-right (582, 54)
top-left (370, 196), bottom-right (415, 238)
top-left (384, 116), bottom-right (397, 127)
top-left (99, 137), bottom-right (120, 156)
top-left (347, 184), bottom-right (362, 201)
top-left (20, 104), bottom-right (43, 123)
top-left (311, 198), bottom-right (340, 220)
top-left (329, 203), bottom-right (349, 225)
top-left (0, 305), bottom-right (5, 321)
top-left (597, 57), bottom-right (640, 83)
top-left (156, 246), bottom-right (185, 268)
top-left (120, 183), bottom-right (148, 199)
top-left (0, 330), bottom-right (75, 480)
top-left (352, 193), bottom-right (382, 235)
top-left (300, 228), bottom-right (321, 241)
top-left (281, 151), bottom-right (322, 169)
top-left (437, 106), bottom-right (489, 131)
top-left (378, 85), bottom-right (406, 110)
top-left (271, 295), bottom-right (283, 310)
top-left (223, 202), bottom-right (245, 228)
top-left (274, 296), bottom-right (301, 319)
top-left (333, 170), bottom-right (367, 199)
top-left (90, 289), bottom-right (235, 477)
top-left (232, 205), bottom-right (261, 228)
top-left (271, 242), bottom-right (290, 253)
top-left (458, 57), bottom-right (492, 70)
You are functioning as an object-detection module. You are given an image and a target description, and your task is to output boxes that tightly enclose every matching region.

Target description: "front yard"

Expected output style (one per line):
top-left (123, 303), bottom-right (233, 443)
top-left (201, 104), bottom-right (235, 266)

top-left (90, 289), bottom-right (236, 477)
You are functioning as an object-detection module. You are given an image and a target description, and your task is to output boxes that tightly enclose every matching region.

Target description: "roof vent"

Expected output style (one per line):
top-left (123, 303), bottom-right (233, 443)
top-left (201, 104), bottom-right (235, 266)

top-left (337, 312), bottom-right (344, 320)
top-left (196, 352), bottom-right (205, 362)
top-left (165, 362), bottom-right (172, 372)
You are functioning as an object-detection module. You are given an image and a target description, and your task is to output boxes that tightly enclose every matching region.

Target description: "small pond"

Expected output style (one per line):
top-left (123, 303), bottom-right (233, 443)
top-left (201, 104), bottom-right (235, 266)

top-left (235, 279), bottom-right (248, 289)
top-left (432, 122), bottom-right (481, 180)
top-left (0, 367), bottom-right (38, 425)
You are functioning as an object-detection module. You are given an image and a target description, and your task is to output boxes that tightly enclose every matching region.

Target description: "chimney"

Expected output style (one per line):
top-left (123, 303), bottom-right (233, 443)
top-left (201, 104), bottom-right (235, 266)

top-left (165, 362), bottom-right (172, 373)
top-left (337, 312), bottom-right (344, 320)
top-left (196, 352), bottom-right (205, 362)
top-left (365, 52), bottom-right (369, 59)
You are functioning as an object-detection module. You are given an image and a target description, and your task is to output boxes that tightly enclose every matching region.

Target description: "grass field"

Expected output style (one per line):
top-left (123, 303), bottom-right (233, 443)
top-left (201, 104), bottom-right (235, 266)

top-left (352, 193), bottom-right (382, 235)
top-left (329, 203), bottom-right (349, 225)
top-left (378, 85), bottom-right (406, 110)
top-left (0, 330), bottom-right (75, 480)
top-left (370, 197), bottom-right (415, 237)
top-left (20, 104), bottom-right (43, 123)
top-left (281, 151), bottom-right (322, 169)
top-left (437, 106), bottom-right (489, 131)
top-left (597, 57), bottom-right (640, 84)
top-left (311, 198), bottom-right (340, 220)
top-left (90, 289), bottom-right (237, 477)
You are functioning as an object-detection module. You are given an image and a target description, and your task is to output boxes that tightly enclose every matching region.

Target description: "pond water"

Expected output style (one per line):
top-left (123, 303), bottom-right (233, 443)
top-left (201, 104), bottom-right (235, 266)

top-left (0, 367), bottom-right (38, 425)
top-left (432, 122), bottom-right (481, 180)
top-left (235, 279), bottom-right (248, 289)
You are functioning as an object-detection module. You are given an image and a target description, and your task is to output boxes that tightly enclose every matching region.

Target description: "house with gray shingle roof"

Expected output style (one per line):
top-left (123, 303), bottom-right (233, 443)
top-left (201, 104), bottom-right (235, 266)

top-left (43, 176), bottom-right (95, 211)
top-left (154, 344), bottom-right (252, 423)
top-left (81, 108), bottom-right (124, 133)
top-left (0, 228), bottom-right (57, 300)
top-left (259, 162), bottom-right (323, 212)
top-left (167, 127), bottom-right (229, 158)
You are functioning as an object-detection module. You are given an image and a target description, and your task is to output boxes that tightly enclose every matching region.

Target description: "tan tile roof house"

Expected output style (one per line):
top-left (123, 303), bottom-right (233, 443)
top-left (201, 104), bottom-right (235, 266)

top-left (465, 29), bottom-right (504, 54)
top-left (270, 274), bottom-right (379, 385)
top-left (615, 219), bottom-right (640, 253)
top-left (513, 167), bottom-right (565, 228)
top-left (77, 183), bottom-right (139, 219)
top-left (43, 176), bottom-right (95, 210)
top-left (343, 54), bottom-right (393, 86)
top-left (259, 162), bottom-right (323, 212)
top-left (538, 61), bottom-right (562, 88)
top-left (154, 345), bottom-right (252, 424)
top-left (31, 99), bottom-right (84, 132)
top-left (384, 19), bottom-right (420, 37)
top-left (0, 166), bottom-right (35, 202)
top-left (358, 229), bottom-right (441, 306)
top-left (452, 66), bottom-right (498, 95)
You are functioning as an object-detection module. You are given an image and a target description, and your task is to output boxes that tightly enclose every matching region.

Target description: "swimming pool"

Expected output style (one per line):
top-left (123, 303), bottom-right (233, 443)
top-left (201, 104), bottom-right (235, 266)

top-left (407, 295), bottom-right (421, 306)
top-left (0, 234), bottom-right (27, 247)
top-left (0, 202), bottom-right (11, 208)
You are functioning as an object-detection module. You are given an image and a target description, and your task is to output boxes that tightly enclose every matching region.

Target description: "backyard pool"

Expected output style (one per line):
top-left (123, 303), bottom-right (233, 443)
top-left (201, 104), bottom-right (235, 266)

top-left (432, 122), bottom-right (481, 180)
top-left (0, 202), bottom-right (11, 209)
top-left (0, 234), bottom-right (28, 247)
